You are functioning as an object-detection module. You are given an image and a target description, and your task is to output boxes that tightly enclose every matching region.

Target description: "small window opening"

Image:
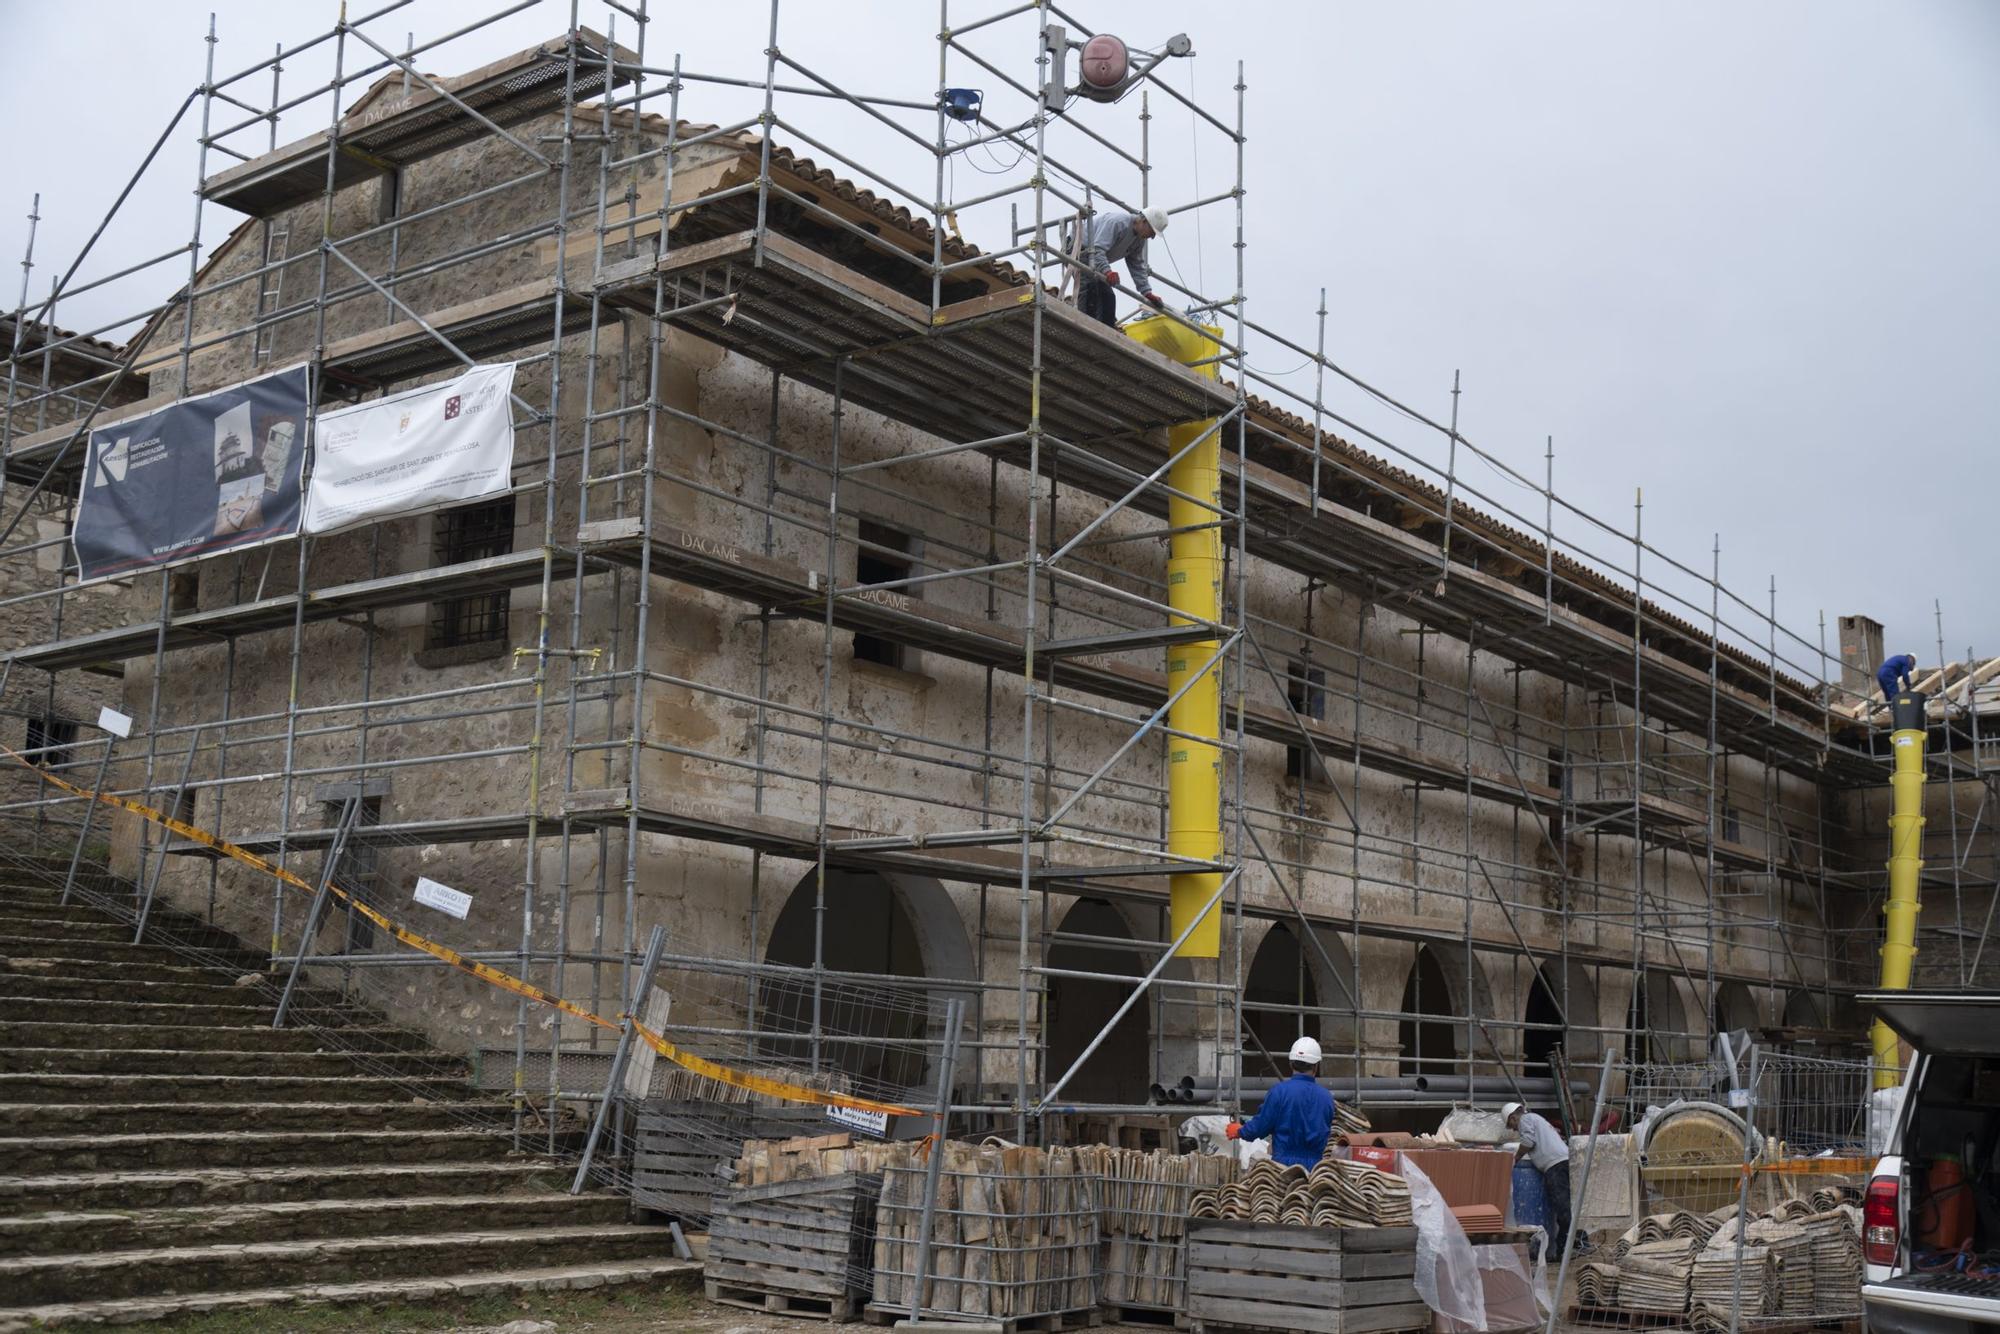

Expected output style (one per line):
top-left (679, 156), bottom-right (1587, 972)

top-left (852, 520), bottom-right (912, 671)
top-left (426, 496), bottom-right (516, 650)
top-left (1285, 661), bottom-right (1328, 781)
top-left (25, 716), bottom-right (78, 770)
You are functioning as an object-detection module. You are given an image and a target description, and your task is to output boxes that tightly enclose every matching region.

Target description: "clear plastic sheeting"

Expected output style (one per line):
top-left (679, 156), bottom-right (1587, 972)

top-left (1454, 1239), bottom-right (1552, 1333)
top-left (1867, 1086), bottom-right (1905, 1156)
top-left (1398, 1150), bottom-right (1488, 1331)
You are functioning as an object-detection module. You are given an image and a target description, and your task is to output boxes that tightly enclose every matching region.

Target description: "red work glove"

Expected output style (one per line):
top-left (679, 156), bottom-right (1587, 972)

top-left (1104, 269), bottom-right (1121, 285)
top-left (1144, 291), bottom-right (1164, 308)
top-left (1225, 1121), bottom-right (1242, 1140)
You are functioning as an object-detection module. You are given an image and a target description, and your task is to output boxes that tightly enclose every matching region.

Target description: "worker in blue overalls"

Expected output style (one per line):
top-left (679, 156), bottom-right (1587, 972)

top-left (1878, 653), bottom-right (1918, 704)
top-left (1225, 1037), bottom-right (1335, 1168)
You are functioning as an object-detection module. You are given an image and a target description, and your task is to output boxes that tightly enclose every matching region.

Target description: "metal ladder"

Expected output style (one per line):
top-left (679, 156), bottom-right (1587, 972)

top-left (252, 220), bottom-right (291, 365)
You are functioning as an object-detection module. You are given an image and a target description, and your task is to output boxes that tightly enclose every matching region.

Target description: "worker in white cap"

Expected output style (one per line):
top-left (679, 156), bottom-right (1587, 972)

top-left (1077, 205), bottom-right (1170, 328)
top-left (1504, 1101), bottom-right (1573, 1259)
top-left (1224, 1036), bottom-right (1336, 1168)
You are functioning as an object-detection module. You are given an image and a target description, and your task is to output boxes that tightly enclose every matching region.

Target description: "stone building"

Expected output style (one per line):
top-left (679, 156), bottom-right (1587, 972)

top-left (0, 32), bottom-right (1952, 1118)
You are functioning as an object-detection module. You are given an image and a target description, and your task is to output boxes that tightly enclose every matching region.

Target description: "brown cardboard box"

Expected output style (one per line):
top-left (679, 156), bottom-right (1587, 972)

top-left (1400, 1147), bottom-right (1514, 1215)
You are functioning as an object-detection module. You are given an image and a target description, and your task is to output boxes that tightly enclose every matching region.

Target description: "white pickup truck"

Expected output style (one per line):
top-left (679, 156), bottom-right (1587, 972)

top-left (1863, 992), bottom-right (2000, 1334)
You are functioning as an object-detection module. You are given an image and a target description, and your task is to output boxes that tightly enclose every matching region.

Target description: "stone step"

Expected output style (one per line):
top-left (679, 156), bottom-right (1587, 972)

top-left (0, 1254), bottom-right (699, 1331)
top-left (0, 1221), bottom-right (676, 1306)
top-left (0, 913), bottom-right (242, 952)
top-left (0, 992), bottom-right (364, 1025)
top-left (0, 954), bottom-right (261, 987)
top-left (0, 975), bottom-right (352, 1010)
top-left (0, 1021), bottom-right (430, 1054)
top-left (0, 1071), bottom-right (473, 1106)
top-left (0, 905), bottom-right (145, 930)
top-left (0, 1097), bottom-right (510, 1138)
top-left (0, 1159), bottom-right (559, 1213)
top-left (0, 1126), bottom-right (516, 1174)
top-left (0, 1189), bottom-right (626, 1258)
top-left (0, 934), bottom-right (264, 968)
top-left (1, 1046), bottom-right (461, 1078)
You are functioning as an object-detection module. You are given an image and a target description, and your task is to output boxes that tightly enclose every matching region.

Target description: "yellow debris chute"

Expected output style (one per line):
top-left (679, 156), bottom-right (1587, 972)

top-left (1124, 312), bottom-right (1226, 959)
top-left (1872, 689), bottom-right (1928, 1089)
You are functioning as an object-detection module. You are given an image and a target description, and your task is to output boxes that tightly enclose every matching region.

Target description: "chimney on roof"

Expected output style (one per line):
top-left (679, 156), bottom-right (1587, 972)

top-left (1838, 614), bottom-right (1885, 699)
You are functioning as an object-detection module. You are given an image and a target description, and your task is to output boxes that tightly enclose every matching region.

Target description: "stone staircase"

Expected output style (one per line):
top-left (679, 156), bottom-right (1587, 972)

top-left (0, 866), bottom-right (694, 1328)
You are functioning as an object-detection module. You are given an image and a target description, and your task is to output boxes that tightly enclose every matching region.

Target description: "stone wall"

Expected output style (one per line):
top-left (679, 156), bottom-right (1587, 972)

top-left (74, 85), bottom-right (1851, 1097)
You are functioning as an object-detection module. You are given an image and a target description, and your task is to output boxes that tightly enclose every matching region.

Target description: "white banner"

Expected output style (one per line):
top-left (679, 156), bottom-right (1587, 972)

top-left (303, 362), bottom-right (516, 536)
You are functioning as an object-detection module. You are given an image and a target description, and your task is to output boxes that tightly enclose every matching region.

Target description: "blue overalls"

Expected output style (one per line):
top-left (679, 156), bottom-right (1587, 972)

top-left (1878, 654), bottom-right (1916, 703)
top-left (1238, 1073), bottom-right (1336, 1168)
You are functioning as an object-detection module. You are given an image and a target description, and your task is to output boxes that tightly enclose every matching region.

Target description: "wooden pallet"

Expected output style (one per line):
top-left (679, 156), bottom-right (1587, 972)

top-left (703, 1171), bottom-right (878, 1320)
top-left (706, 1278), bottom-right (857, 1322)
top-left (863, 1302), bottom-right (1104, 1331)
top-left (634, 1100), bottom-right (828, 1219)
top-left (1184, 1220), bottom-right (1426, 1334)
top-left (1100, 1299), bottom-right (1181, 1327)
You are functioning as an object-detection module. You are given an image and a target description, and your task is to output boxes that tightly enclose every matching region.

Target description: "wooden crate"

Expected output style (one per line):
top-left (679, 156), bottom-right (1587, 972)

top-left (1184, 1220), bottom-right (1425, 1334)
top-left (703, 1172), bottom-right (880, 1321)
top-left (633, 1100), bottom-right (827, 1220)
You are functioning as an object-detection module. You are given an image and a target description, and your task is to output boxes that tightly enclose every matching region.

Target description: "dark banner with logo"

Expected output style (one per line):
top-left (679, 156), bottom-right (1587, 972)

top-left (75, 366), bottom-right (309, 582)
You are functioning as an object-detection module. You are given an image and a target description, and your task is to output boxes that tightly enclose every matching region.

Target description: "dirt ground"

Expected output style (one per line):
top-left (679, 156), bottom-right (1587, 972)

top-left (141, 1273), bottom-right (1597, 1333)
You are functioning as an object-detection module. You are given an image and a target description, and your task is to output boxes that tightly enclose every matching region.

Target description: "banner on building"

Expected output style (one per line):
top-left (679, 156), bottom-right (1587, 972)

top-left (302, 363), bottom-right (517, 537)
top-left (74, 366), bottom-right (309, 581)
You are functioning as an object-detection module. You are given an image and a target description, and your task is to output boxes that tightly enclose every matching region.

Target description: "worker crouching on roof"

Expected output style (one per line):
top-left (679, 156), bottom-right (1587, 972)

top-left (1078, 205), bottom-right (1169, 328)
top-left (1225, 1037), bottom-right (1335, 1168)
top-left (1505, 1101), bottom-right (1573, 1260)
top-left (1878, 652), bottom-right (1917, 704)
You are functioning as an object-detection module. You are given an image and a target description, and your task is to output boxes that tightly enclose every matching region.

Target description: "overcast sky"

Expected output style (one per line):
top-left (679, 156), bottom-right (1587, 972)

top-left (2, 1), bottom-right (1994, 679)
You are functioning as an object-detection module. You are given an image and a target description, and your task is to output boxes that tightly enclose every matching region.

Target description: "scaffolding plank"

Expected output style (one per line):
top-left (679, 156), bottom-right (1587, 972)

top-left (0, 549), bottom-right (561, 673)
top-left (202, 28), bottom-right (639, 218)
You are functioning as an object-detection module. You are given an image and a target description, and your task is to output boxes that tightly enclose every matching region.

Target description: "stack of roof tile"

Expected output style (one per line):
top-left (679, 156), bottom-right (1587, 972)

top-left (1575, 1261), bottom-right (1620, 1309)
top-left (1691, 1244), bottom-right (1777, 1328)
top-left (1616, 1237), bottom-right (1700, 1314)
top-left (1185, 1154), bottom-right (1412, 1229)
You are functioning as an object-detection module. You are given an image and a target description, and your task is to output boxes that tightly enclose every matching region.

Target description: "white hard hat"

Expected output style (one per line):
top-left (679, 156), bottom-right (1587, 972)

top-left (1501, 1102), bottom-right (1524, 1121)
top-left (1141, 205), bottom-right (1170, 234)
top-left (1288, 1036), bottom-right (1322, 1066)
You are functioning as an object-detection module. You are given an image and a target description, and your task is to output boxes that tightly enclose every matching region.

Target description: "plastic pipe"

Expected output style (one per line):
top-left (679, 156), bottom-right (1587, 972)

top-left (1872, 689), bottom-right (1928, 1089)
top-left (1124, 313), bottom-right (1226, 958)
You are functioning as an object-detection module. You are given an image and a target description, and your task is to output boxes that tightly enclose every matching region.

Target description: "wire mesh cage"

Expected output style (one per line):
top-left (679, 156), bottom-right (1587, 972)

top-left (873, 1148), bottom-right (1102, 1324)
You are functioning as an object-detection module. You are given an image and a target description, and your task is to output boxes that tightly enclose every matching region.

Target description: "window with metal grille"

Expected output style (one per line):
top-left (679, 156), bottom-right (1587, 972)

top-left (852, 519), bottom-right (912, 672)
top-left (426, 496), bottom-right (515, 649)
top-left (24, 716), bottom-right (77, 770)
top-left (1284, 661), bottom-right (1327, 781)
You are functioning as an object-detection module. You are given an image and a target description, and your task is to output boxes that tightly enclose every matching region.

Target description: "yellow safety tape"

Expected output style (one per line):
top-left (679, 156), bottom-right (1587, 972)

top-left (629, 1020), bottom-right (917, 1118)
top-left (4, 747), bottom-right (918, 1119)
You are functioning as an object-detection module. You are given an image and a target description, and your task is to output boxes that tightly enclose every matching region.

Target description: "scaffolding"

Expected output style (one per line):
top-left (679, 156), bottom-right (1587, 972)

top-left (2, 0), bottom-right (1994, 1150)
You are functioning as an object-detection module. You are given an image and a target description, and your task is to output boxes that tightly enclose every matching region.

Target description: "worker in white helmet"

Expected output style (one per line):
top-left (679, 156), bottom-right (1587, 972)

top-left (1224, 1036), bottom-right (1336, 1168)
top-left (1503, 1101), bottom-right (1573, 1259)
top-left (1077, 205), bottom-right (1170, 328)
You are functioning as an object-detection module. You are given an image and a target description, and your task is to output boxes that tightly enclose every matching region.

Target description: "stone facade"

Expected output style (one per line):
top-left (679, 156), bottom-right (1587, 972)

top-left (10, 78), bottom-right (1868, 1109)
top-left (1, 317), bottom-right (146, 820)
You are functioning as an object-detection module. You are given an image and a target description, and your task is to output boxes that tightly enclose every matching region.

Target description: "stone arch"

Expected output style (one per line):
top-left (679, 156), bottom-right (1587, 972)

top-left (1523, 957), bottom-right (1604, 1078)
top-left (1045, 898), bottom-right (1155, 1106)
top-left (1392, 939), bottom-right (1499, 1078)
top-left (760, 867), bottom-right (975, 1094)
top-left (1714, 981), bottom-right (1760, 1035)
top-left (1238, 919), bottom-right (1361, 1078)
top-left (1625, 968), bottom-right (1692, 1064)
top-left (1783, 988), bottom-right (1861, 1036)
